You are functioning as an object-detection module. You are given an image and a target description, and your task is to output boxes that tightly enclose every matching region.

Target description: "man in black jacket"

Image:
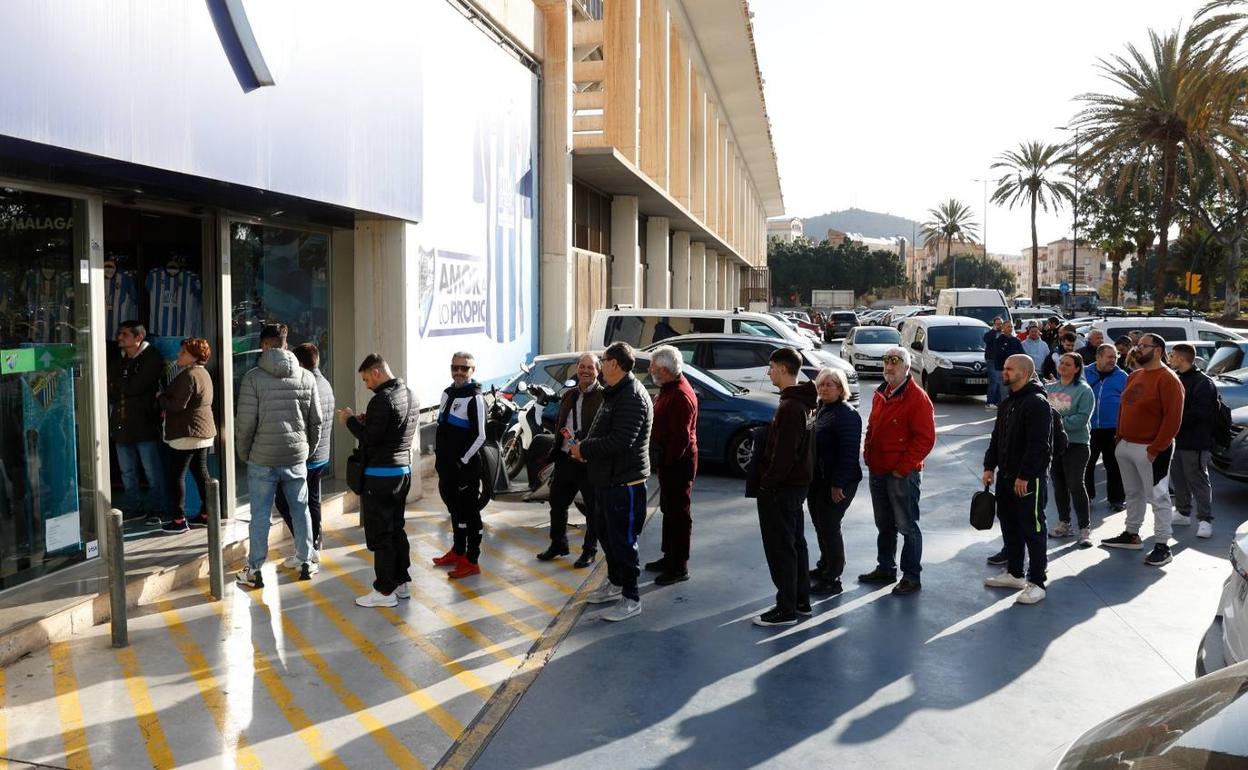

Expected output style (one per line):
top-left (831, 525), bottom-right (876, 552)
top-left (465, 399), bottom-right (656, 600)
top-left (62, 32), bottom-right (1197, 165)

top-left (342, 353), bottom-right (419, 608)
top-left (1169, 344), bottom-right (1215, 538)
top-left (536, 353), bottom-right (604, 566)
top-left (432, 351), bottom-right (488, 579)
top-left (571, 342), bottom-right (652, 622)
top-left (109, 321), bottom-right (168, 526)
top-left (982, 354), bottom-right (1052, 605)
top-left (753, 347), bottom-right (818, 627)
top-left (986, 319), bottom-right (1024, 409)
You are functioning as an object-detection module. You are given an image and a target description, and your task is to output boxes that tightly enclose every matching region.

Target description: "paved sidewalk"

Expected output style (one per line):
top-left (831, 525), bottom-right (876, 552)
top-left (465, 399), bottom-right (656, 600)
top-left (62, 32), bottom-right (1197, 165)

top-left (0, 477), bottom-right (596, 769)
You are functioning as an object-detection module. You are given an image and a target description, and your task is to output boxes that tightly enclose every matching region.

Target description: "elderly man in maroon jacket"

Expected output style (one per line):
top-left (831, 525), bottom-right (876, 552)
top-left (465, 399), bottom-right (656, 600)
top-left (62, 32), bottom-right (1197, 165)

top-left (645, 344), bottom-right (699, 585)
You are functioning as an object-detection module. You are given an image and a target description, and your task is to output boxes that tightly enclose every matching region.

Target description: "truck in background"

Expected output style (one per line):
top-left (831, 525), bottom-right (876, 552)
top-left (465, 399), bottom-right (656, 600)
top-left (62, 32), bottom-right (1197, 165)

top-left (811, 289), bottom-right (855, 309)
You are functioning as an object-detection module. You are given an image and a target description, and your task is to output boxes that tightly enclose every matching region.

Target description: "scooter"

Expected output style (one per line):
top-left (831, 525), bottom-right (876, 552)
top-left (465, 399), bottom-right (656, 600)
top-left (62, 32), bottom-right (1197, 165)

top-left (501, 380), bottom-right (559, 484)
top-left (480, 385), bottom-right (559, 503)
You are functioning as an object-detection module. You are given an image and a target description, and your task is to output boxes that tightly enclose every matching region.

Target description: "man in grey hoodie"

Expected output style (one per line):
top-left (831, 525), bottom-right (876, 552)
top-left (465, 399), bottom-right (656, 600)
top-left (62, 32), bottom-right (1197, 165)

top-left (235, 323), bottom-right (323, 587)
top-left (275, 343), bottom-right (335, 562)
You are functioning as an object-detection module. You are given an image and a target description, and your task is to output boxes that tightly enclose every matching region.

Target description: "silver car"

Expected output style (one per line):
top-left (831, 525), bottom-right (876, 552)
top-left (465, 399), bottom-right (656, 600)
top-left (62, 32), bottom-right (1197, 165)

top-left (1197, 518), bottom-right (1248, 675)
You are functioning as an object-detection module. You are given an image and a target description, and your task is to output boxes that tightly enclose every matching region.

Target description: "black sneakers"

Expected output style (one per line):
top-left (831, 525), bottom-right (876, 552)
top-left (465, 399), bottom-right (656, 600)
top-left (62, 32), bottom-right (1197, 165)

top-left (573, 552), bottom-right (596, 568)
top-left (654, 570), bottom-right (690, 586)
top-left (753, 608), bottom-right (798, 627)
top-left (810, 578), bottom-right (843, 597)
top-left (643, 558), bottom-right (668, 573)
top-left (986, 548), bottom-right (1008, 566)
top-left (891, 579), bottom-right (921, 596)
top-left (160, 519), bottom-right (189, 535)
top-left (536, 545), bottom-right (570, 561)
top-left (1144, 543), bottom-right (1173, 567)
top-left (856, 568), bottom-right (897, 584)
top-left (1102, 531), bottom-right (1143, 550)
top-left (796, 603), bottom-right (813, 616)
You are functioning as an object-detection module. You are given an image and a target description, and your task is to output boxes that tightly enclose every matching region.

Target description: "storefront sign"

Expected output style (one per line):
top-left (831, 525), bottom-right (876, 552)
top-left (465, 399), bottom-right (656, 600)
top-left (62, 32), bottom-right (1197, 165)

top-left (420, 250), bottom-right (488, 338)
top-left (1, 348), bottom-right (35, 374)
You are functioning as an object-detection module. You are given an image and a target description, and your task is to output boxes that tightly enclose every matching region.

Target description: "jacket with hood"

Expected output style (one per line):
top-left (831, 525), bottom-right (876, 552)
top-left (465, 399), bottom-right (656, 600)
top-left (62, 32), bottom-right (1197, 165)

top-left (813, 399), bottom-right (863, 489)
top-left (108, 342), bottom-right (165, 443)
top-left (307, 368), bottom-right (336, 467)
top-left (235, 348), bottom-right (322, 466)
top-left (349, 377), bottom-right (418, 469)
top-left (984, 379), bottom-right (1052, 481)
top-left (1176, 367), bottom-right (1217, 451)
top-left (578, 371), bottom-right (653, 488)
top-left (1084, 363), bottom-right (1127, 431)
top-left (863, 376), bottom-right (936, 477)
top-left (435, 381), bottom-right (486, 473)
top-left (1045, 378), bottom-right (1094, 446)
top-left (760, 380), bottom-right (817, 489)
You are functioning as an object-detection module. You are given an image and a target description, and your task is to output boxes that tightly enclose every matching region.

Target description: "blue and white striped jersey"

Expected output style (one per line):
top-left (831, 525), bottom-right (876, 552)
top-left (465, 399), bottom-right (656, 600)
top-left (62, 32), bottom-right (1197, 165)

top-left (22, 268), bottom-right (74, 343)
top-left (104, 270), bottom-right (139, 335)
top-left (145, 268), bottom-right (202, 338)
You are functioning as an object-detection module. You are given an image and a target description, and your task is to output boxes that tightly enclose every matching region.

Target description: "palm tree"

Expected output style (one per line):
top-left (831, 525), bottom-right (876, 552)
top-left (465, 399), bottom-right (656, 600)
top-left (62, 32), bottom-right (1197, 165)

top-left (1075, 25), bottom-right (1248, 313)
top-left (990, 141), bottom-right (1075, 305)
top-left (920, 199), bottom-right (979, 292)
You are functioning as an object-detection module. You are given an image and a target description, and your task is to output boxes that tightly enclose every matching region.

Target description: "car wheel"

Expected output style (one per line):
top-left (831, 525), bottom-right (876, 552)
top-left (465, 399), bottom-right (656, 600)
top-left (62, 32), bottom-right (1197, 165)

top-left (922, 372), bottom-right (939, 402)
top-left (726, 430), bottom-right (755, 478)
top-left (502, 433), bottom-right (526, 479)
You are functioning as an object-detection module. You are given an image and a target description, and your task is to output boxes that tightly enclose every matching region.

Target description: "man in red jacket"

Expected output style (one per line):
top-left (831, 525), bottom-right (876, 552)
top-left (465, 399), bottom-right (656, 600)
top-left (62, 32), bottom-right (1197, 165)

top-left (645, 345), bottom-right (699, 586)
top-left (859, 346), bottom-right (936, 596)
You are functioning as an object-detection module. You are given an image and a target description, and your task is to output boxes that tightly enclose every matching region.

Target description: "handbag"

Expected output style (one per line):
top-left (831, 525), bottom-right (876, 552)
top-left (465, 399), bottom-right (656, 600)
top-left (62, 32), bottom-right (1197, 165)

top-left (346, 449), bottom-right (366, 495)
top-left (969, 484), bottom-right (996, 530)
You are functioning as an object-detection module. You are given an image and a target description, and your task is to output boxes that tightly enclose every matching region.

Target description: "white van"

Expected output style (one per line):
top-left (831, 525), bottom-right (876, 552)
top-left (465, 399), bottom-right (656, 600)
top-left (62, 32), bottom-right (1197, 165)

top-left (936, 288), bottom-right (1010, 326)
top-left (900, 315), bottom-right (992, 401)
top-left (1085, 317), bottom-right (1245, 344)
top-left (587, 307), bottom-right (811, 350)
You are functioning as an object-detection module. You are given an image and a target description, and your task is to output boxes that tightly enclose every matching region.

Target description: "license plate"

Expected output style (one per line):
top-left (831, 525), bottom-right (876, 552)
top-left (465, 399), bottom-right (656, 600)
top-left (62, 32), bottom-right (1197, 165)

top-left (966, 378), bottom-right (988, 385)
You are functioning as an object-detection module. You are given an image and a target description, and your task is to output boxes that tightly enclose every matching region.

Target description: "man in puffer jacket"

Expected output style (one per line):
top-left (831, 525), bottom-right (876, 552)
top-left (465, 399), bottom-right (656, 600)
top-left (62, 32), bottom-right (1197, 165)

top-left (235, 323), bottom-right (322, 587)
top-left (275, 343), bottom-right (335, 560)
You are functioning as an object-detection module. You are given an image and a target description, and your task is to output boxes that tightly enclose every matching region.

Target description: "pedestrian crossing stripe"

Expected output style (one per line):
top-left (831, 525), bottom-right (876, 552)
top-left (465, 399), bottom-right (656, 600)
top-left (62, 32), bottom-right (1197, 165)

top-left (115, 645), bottom-right (177, 770)
top-left (49, 641), bottom-right (92, 770)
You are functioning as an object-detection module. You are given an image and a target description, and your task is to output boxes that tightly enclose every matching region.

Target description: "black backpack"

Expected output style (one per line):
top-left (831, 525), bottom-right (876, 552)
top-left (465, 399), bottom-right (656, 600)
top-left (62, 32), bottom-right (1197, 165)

top-left (1213, 386), bottom-right (1233, 449)
top-left (1050, 406), bottom-right (1069, 457)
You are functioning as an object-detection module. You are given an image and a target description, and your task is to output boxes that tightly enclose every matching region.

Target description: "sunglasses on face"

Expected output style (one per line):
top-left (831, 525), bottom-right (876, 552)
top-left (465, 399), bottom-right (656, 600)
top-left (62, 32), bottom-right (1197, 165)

top-left (882, 355), bottom-right (904, 365)
top-left (451, 364), bottom-right (473, 372)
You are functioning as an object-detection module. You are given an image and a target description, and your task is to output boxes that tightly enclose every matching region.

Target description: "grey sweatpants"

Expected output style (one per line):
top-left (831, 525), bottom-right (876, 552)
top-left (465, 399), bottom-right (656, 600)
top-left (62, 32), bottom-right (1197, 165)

top-left (1117, 440), bottom-right (1173, 541)
top-left (1171, 448), bottom-right (1213, 521)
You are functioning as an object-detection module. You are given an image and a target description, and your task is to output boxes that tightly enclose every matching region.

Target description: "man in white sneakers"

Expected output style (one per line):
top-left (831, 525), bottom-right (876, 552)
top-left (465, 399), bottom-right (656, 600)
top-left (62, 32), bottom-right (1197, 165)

top-left (1169, 344), bottom-right (1216, 539)
top-left (1101, 334), bottom-right (1185, 566)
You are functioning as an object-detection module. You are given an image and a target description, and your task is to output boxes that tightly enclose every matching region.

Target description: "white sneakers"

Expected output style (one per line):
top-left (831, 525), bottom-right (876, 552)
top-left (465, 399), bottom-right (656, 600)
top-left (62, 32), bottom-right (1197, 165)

top-left (984, 571), bottom-right (1028, 590)
top-left (355, 590), bottom-right (398, 608)
top-left (602, 596), bottom-right (641, 622)
top-left (587, 582), bottom-right (624, 604)
top-left (1197, 520), bottom-right (1213, 539)
top-left (281, 551), bottom-right (320, 570)
top-left (1173, 514), bottom-right (1193, 527)
top-left (1016, 583), bottom-right (1046, 605)
top-left (395, 582), bottom-right (411, 599)
top-left (1077, 528), bottom-right (1092, 548)
top-left (1048, 521), bottom-right (1073, 538)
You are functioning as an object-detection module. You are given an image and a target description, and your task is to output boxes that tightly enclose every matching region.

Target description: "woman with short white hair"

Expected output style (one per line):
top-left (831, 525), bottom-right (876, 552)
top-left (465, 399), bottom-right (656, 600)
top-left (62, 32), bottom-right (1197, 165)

top-left (808, 366), bottom-right (863, 595)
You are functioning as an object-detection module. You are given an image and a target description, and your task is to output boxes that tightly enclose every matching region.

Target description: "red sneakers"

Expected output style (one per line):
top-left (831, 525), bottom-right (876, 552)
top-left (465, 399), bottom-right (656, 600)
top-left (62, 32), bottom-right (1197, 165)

top-left (448, 557), bottom-right (480, 579)
top-left (432, 548), bottom-right (460, 567)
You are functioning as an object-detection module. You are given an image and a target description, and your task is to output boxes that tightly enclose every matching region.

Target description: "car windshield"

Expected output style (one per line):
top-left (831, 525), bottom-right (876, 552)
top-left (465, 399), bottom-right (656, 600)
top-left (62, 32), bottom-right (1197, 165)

top-left (1206, 346), bottom-right (1246, 376)
top-left (927, 326), bottom-right (988, 352)
top-left (854, 328), bottom-right (900, 345)
top-left (956, 306), bottom-right (1006, 325)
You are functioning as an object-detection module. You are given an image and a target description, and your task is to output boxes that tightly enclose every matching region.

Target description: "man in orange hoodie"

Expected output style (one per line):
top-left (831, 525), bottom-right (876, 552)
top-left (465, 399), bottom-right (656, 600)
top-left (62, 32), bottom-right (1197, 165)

top-left (1101, 333), bottom-right (1184, 566)
top-left (858, 346), bottom-right (936, 596)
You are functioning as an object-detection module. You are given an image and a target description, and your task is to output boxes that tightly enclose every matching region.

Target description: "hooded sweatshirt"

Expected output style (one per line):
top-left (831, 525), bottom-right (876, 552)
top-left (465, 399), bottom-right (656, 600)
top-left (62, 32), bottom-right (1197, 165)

top-left (760, 380), bottom-right (817, 489)
top-left (1045, 378), bottom-right (1093, 446)
top-left (983, 379), bottom-right (1052, 481)
top-left (235, 348), bottom-right (322, 466)
top-left (435, 381), bottom-right (486, 473)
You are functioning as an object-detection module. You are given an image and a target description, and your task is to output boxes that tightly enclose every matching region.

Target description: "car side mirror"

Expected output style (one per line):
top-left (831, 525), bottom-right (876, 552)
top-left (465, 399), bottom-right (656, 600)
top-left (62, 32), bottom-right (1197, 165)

top-left (564, 378), bottom-right (577, 388)
top-left (911, 342), bottom-right (923, 352)
top-left (516, 381), bottom-right (529, 393)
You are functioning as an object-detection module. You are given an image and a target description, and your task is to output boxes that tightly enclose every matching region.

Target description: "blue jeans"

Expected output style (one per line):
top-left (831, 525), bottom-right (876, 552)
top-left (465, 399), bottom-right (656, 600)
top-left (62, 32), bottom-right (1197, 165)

top-left (868, 471), bottom-right (923, 581)
top-left (247, 462), bottom-right (311, 570)
top-left (987, 367), bottom-right (1003, 405)
top-left (116, 440), bottom-right (167, 518)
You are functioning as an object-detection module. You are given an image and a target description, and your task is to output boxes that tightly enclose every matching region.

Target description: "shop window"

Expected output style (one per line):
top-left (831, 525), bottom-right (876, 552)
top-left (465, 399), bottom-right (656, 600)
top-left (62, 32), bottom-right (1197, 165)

top-left (229, 223), bottom-right (330, 505)
top-left (0, 187), bottom-right (96, 588)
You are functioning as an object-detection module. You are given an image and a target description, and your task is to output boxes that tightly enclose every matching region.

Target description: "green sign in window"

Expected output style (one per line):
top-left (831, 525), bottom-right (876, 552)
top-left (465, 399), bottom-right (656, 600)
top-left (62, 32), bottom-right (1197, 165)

top-left (0, 348), bottom-right (36, 375)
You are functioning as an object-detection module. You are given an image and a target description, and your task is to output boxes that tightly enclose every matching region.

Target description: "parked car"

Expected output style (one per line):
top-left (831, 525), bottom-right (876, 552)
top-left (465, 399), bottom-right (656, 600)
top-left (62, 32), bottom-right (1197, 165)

top-left (1203, 340), bottom-right (1248, 375)
top-left (1036, 657), bottom-right (1248, 768)
top-left (885, 305), bottom-right (935, 330)
top-left (1211, 404), bottom-right (1248, 480)
top-left (1214, 367), bottom-right (1248, 411)
top-left (765, 311), bottom-right (823, 346)
top-left (646, 334), bottom-right (859, 400)
top-left (860, 309), bottom-right (889, 325)
top-left (1009, 307), bottom-right (1064, 327)
top-left (1082, 317), bottom-right (1245, 343)
top-left (1162, 307), bottom-right (1207, 319)
top-left (935, 287), bottom-right (1010, 326)
top-left (506, 351), bottom-right (779, 476)
top-left (840, 325), bottom-right (902, 376)
top-left (900, 315), bottom-right (992, 401)
top-left (825, 311), bottom-right (858, 341)
top-left (1196, 518), bottom-right (1248, 674)
top-left (1096, 305), bottom-right (1128, 316)
top-left (588, 307), bottom-right (810, 350)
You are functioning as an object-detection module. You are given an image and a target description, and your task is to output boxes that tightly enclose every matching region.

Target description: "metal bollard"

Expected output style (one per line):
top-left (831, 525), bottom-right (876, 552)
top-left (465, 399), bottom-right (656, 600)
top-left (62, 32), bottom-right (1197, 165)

top-left (107, 509), bottom-right (128, 648)
top-left (206, 478), bottom-right (225, 600)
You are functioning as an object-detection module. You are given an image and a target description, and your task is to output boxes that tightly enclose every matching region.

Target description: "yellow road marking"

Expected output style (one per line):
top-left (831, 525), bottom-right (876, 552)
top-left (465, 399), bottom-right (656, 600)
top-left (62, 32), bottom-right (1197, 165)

top-left (288, 569), bottom-right (469, 743)
top-left (154, 600), bottom-right (263, 770)
top-left (48, 641), bottom-right (92, 770)
top-left (406, 520), bottom-right (579, 597)
top-left (402, 540), bottom-right (557, 631)
top-left (240, 587), bottom-right (425, 768)
top-left (319, 530), bottom-right (524, 668)
top-left (115, 646), bottom-right (177, 770)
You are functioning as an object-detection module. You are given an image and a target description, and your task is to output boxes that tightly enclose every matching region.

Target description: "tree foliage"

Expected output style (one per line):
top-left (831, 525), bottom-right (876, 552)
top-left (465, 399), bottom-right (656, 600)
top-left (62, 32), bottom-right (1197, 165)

top-left (924, 254), bottom-right (1017, 296)
top-left (767, 239), bottom-right (906, 304)
top-left (991, 141), bottom-right (1075, 304)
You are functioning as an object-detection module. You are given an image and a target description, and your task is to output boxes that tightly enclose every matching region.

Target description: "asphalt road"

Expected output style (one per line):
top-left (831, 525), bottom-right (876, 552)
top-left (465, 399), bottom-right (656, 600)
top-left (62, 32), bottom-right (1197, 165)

top-left (474, 341), bottom-right (1246, 769)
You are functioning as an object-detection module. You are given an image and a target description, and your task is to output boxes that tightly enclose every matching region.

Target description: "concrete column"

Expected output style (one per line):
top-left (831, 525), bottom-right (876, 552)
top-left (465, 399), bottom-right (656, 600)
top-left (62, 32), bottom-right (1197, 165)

top-left (354, 218), bottom-right (421, 501)
top-left (538, 0), bottom-right (574, 354)
top-left (727, 263), bottom-right (737, 308)
top-left (610, 195), bottom-right (641, 306)
top-left (671, 231), bottom-right (691, 308)
top-left (644, 216), bottom-right (671, 308)
top-left (705, 248), bottom-right (719, 308)
top-left (689, 241), bottom-right (706, 309)
top-left (719, 256), bottom-right (730, 309)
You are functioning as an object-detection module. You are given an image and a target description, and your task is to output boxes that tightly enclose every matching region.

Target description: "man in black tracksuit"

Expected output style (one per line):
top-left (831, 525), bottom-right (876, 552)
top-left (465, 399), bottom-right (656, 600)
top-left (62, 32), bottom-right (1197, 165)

top-left (983, 354), bottom-right (1053, 604)
top-left (343, 353), bottom-right (419, 608)
top-left (572, 342), bottom-right (653, 622)
top-left (433, 351), bottom-right (488, 578)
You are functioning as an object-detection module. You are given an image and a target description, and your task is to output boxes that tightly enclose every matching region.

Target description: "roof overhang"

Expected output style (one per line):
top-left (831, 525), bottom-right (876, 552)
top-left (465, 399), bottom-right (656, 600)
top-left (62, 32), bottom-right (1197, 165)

top-left (573, 146), bottom-right (751, 265)
top-left (676, 0), bottom-right (784, 218)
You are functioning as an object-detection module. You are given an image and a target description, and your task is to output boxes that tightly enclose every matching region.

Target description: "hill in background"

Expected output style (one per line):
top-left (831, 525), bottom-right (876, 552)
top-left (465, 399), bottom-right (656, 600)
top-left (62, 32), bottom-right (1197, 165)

top-left (801, 208), bottom-right (923, 244)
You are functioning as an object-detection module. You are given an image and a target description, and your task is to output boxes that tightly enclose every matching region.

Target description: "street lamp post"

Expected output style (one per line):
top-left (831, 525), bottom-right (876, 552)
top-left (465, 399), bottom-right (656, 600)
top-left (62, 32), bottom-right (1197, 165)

top-left (1056, 126), bottom-right (1080, 313)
